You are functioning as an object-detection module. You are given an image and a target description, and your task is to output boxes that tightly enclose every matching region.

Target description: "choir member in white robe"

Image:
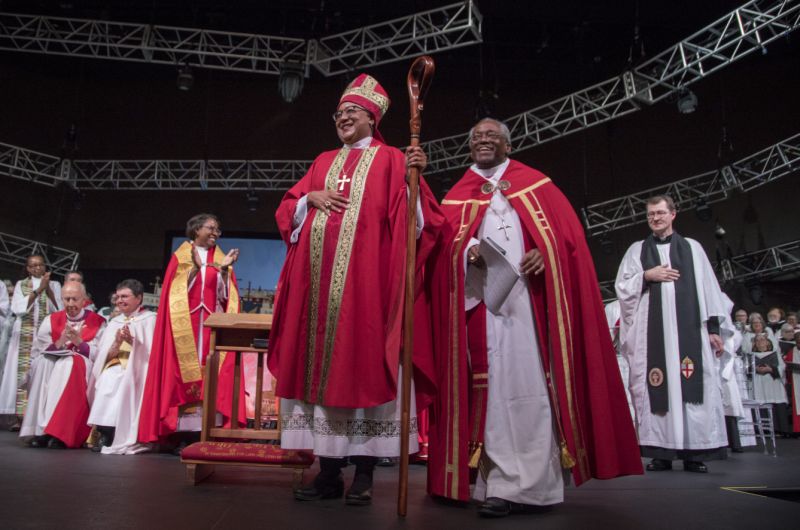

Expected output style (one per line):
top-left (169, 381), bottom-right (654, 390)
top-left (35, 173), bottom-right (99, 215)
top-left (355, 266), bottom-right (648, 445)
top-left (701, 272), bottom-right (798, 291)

top-left (741, 313), bottom-right (775, 353)
top-left (88, 279), bottom-right (156, 454)
top-left (751, 333), bottom-right (790, 434)
top-left (0, 280), bottom-right (10, 377)
top-left (719, 297), bottom-right (747, 452)
top-left (616, 195), bottom-right (733, 473)
top-left (20, 281), bottom-right (105, 448)
top-left (0, 256), bottom-right (62, 427)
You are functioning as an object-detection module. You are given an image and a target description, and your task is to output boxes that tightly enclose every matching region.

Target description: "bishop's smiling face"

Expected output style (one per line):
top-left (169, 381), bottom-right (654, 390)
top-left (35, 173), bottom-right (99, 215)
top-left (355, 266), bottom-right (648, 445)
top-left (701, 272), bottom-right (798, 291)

top-left (334, 102), bottom-right (373, 145)
top-left (469, 119), bottom-right (511, 169)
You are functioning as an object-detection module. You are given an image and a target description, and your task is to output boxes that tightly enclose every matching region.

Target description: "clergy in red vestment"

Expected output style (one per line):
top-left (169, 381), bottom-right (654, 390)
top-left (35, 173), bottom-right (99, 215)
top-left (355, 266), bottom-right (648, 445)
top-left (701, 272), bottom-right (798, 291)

top-left (428, 118), bottom-right (642, 517)
top-left (138, 214), bottom-right (242, 449)
top-left (269, 73), bottom-right (443, 506)
top-left (20, 281), bottom-right (106, 448)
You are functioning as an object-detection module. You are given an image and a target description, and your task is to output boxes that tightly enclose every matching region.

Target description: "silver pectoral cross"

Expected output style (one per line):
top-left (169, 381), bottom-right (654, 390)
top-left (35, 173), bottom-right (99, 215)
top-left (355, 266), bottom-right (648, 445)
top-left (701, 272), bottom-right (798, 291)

top-left (498, 219), bottom-right (512, 240)
top-left (336, 173), bottom-right (352, 191)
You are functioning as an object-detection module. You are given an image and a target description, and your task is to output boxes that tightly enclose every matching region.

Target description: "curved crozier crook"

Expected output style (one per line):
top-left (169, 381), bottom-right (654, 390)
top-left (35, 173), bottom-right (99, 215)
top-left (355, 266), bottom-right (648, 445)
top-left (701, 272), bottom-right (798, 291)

top-left (407, 56), bottom-right (435, 137)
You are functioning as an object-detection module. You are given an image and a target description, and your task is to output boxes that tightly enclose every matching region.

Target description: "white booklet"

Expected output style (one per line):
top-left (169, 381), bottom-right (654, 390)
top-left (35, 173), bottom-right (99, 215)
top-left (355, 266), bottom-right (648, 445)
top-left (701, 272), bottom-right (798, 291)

top-left (475, 236), bottom-right (522, 314)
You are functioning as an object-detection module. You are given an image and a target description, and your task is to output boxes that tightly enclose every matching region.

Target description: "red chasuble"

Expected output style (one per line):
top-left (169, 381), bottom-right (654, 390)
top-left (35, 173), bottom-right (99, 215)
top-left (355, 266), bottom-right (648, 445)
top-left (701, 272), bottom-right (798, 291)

top-left (427, 160), bottom-right (643, 501)
top-left (44, 310), bottom-right (105, 448)
top-left (138, 243), bottom-right (243, 443)
top-left (269, 139), bottom-right (442, 410)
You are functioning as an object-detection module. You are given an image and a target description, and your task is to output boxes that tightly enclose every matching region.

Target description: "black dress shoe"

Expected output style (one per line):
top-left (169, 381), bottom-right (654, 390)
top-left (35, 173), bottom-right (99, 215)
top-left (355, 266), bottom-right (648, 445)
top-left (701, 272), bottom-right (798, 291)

top-left (92, 428), bottom-right (115, 452)
top-left (345, 476), bottom-right (373, 506)
top-left (478, 497), bottom-right (511, 518)
top-left (294, 474), bottom-right (344, 501)
top-left (646, 458), bottom-right (673, 471)
top-left (683, 461), bottom-right (708, 473)
top-left (29, 435), bottom-right (50, 448)
top-left (47, 437), bottom-right (67, 449)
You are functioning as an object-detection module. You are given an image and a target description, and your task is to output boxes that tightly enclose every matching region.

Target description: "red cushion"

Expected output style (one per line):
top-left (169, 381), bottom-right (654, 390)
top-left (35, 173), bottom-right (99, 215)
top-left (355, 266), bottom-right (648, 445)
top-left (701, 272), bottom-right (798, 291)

top-left (181, 442), bottom-right (314, 466)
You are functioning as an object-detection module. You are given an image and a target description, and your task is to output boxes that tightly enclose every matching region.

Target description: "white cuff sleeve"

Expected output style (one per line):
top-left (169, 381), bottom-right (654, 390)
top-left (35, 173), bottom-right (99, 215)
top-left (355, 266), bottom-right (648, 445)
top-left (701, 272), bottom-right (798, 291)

top-left (407, 187), bottom-right (424, 239)
top-left (290, 196), bottom-right (310, 244)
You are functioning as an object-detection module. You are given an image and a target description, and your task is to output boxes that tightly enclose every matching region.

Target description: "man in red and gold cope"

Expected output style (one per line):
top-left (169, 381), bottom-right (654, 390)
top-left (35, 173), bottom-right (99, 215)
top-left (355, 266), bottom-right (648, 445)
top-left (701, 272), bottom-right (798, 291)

top-left (19, 281), bottom-right (106, 448)
top-left (269, 73), bottom-right (444, 506)
top-left (138, 214), bottom-right (243, 448)
top-left (428, 118), bottom-right (642, 517)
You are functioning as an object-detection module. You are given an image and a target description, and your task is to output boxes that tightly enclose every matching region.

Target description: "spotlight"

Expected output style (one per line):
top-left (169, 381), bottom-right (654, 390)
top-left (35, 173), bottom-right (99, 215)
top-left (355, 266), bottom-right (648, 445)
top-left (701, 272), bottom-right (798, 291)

top-left (747, 280), bottom-right (763, 306)
top-left (695, 198), bottom-right (712, 222)
top-left (278, 62), bottom-right (305, 103)
top-left (176, 64), bottom-right (194, 91)
top-left (714, 222), bottom-right (726, 239)
top-left (247, 190), bottom-right (259, 212)
top-left (676, 88), bottom-right (697, 114)
top-left (600, 234), bottom-right (615, 256)
top-left (73, 189), bottom-right (84, 211)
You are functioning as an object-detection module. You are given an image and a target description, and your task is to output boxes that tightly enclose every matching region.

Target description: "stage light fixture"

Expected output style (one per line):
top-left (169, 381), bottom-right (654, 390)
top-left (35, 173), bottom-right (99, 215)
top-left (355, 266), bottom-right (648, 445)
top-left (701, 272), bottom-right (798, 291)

top-left (176, 64), bottom-right (194, 91)
top-left (677, 88), bottom-right (697, 114)
top-left (695, 198), bottom-right (712, 222)
top-left (714, 222), bottom-right (726, 239)
top-left (747, 280), bottom-right (763, 305)
top-left (247, 190), bottom-right (260, 212)
top-left (600, 234), bottom-right (615, 256)
top-left (278, 62), bottom-right (305, 103)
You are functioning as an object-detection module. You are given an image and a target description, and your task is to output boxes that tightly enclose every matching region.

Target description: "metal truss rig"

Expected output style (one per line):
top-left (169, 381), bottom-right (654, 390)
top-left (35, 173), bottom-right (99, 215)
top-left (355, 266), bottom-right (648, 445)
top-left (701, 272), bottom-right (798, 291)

top-left (2, 1), bottom-right (798, 188)
top-left (598, 239), bottom-right (800, 302)
top-left (0, 231), bottom-right (80, 276)
top-left (0, 143), bottom-right (314, 190)
top-left (581, 132), bottom-right (800, 237)
top-left (0, 1), bottom-right (481, 77)
top-left (421, 0), bottom-right (800, 174)
top-left (719, 239), bottom-right (800, 283)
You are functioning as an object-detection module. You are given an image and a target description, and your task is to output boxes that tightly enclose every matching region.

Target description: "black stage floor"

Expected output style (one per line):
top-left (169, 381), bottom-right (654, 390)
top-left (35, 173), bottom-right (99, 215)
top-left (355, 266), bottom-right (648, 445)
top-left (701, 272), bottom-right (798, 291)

top-left (1, 432), bottom-right (799, 529)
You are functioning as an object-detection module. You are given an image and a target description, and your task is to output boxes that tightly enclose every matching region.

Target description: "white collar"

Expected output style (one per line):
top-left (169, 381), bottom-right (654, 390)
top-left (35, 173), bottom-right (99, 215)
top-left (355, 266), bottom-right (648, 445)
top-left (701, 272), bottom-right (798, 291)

top-left (471, 158), bottom-right (511, 183)
top-left (66, 309), bottom-right (86, 322)
top-left (343, 136), bottom-right (373, 149)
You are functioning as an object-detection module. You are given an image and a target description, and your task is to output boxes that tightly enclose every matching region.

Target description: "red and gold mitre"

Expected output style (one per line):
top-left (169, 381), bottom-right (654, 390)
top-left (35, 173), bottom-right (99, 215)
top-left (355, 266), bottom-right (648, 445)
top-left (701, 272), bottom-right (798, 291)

top-left (339, 74), bottom-right (390, 141)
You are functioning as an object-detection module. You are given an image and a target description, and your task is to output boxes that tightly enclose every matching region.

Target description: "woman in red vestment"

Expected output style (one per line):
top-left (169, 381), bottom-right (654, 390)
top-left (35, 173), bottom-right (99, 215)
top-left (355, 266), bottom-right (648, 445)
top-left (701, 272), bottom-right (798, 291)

top-left (137, 214), bottom-right (242, 451)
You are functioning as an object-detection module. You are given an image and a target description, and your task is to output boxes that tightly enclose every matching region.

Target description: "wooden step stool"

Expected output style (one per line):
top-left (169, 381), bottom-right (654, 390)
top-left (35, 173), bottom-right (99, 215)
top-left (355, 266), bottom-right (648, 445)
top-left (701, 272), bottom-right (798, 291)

top-left (180, 313), bottom-right (314, 485)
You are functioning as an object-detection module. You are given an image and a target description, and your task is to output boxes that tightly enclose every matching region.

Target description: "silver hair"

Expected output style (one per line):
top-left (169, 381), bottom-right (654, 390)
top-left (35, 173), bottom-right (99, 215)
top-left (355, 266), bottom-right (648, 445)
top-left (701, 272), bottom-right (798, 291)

top-left (62, 280), bottom-right (87, 298)
top-left (469, 118), bottom-right (512, 144)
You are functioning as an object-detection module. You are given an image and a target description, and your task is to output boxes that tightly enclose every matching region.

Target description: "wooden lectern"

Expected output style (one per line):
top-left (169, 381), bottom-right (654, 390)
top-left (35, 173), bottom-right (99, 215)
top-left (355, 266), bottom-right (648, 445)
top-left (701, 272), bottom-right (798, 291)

top-left (180, 313), bottom-right (314, 485)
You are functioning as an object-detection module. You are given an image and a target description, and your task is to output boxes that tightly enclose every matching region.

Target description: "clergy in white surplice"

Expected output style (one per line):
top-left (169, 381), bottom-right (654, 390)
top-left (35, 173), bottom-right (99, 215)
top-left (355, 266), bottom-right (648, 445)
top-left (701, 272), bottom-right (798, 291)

top-left (718, 295), bottom-right (748, 452)
top-left (20, 281), bottom-right (105, 448)
top-left (616, 195), bottom-right (734, 473)
top-left (88, 279), bottom-right (156, 454)
top-left (0, 255), bottom-right (62, 428)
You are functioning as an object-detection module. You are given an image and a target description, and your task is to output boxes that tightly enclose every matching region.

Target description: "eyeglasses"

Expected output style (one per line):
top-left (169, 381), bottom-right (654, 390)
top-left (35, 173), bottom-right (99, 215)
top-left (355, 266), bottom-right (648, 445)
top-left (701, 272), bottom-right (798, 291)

top-left (202, 224), bottom-right (222, 235)
top-left (469, 131), bottom-right (505, 143)
top-left (332, 105), bottom-right (366, 122)
top-left (646, 210), bottom-right (672, 219)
